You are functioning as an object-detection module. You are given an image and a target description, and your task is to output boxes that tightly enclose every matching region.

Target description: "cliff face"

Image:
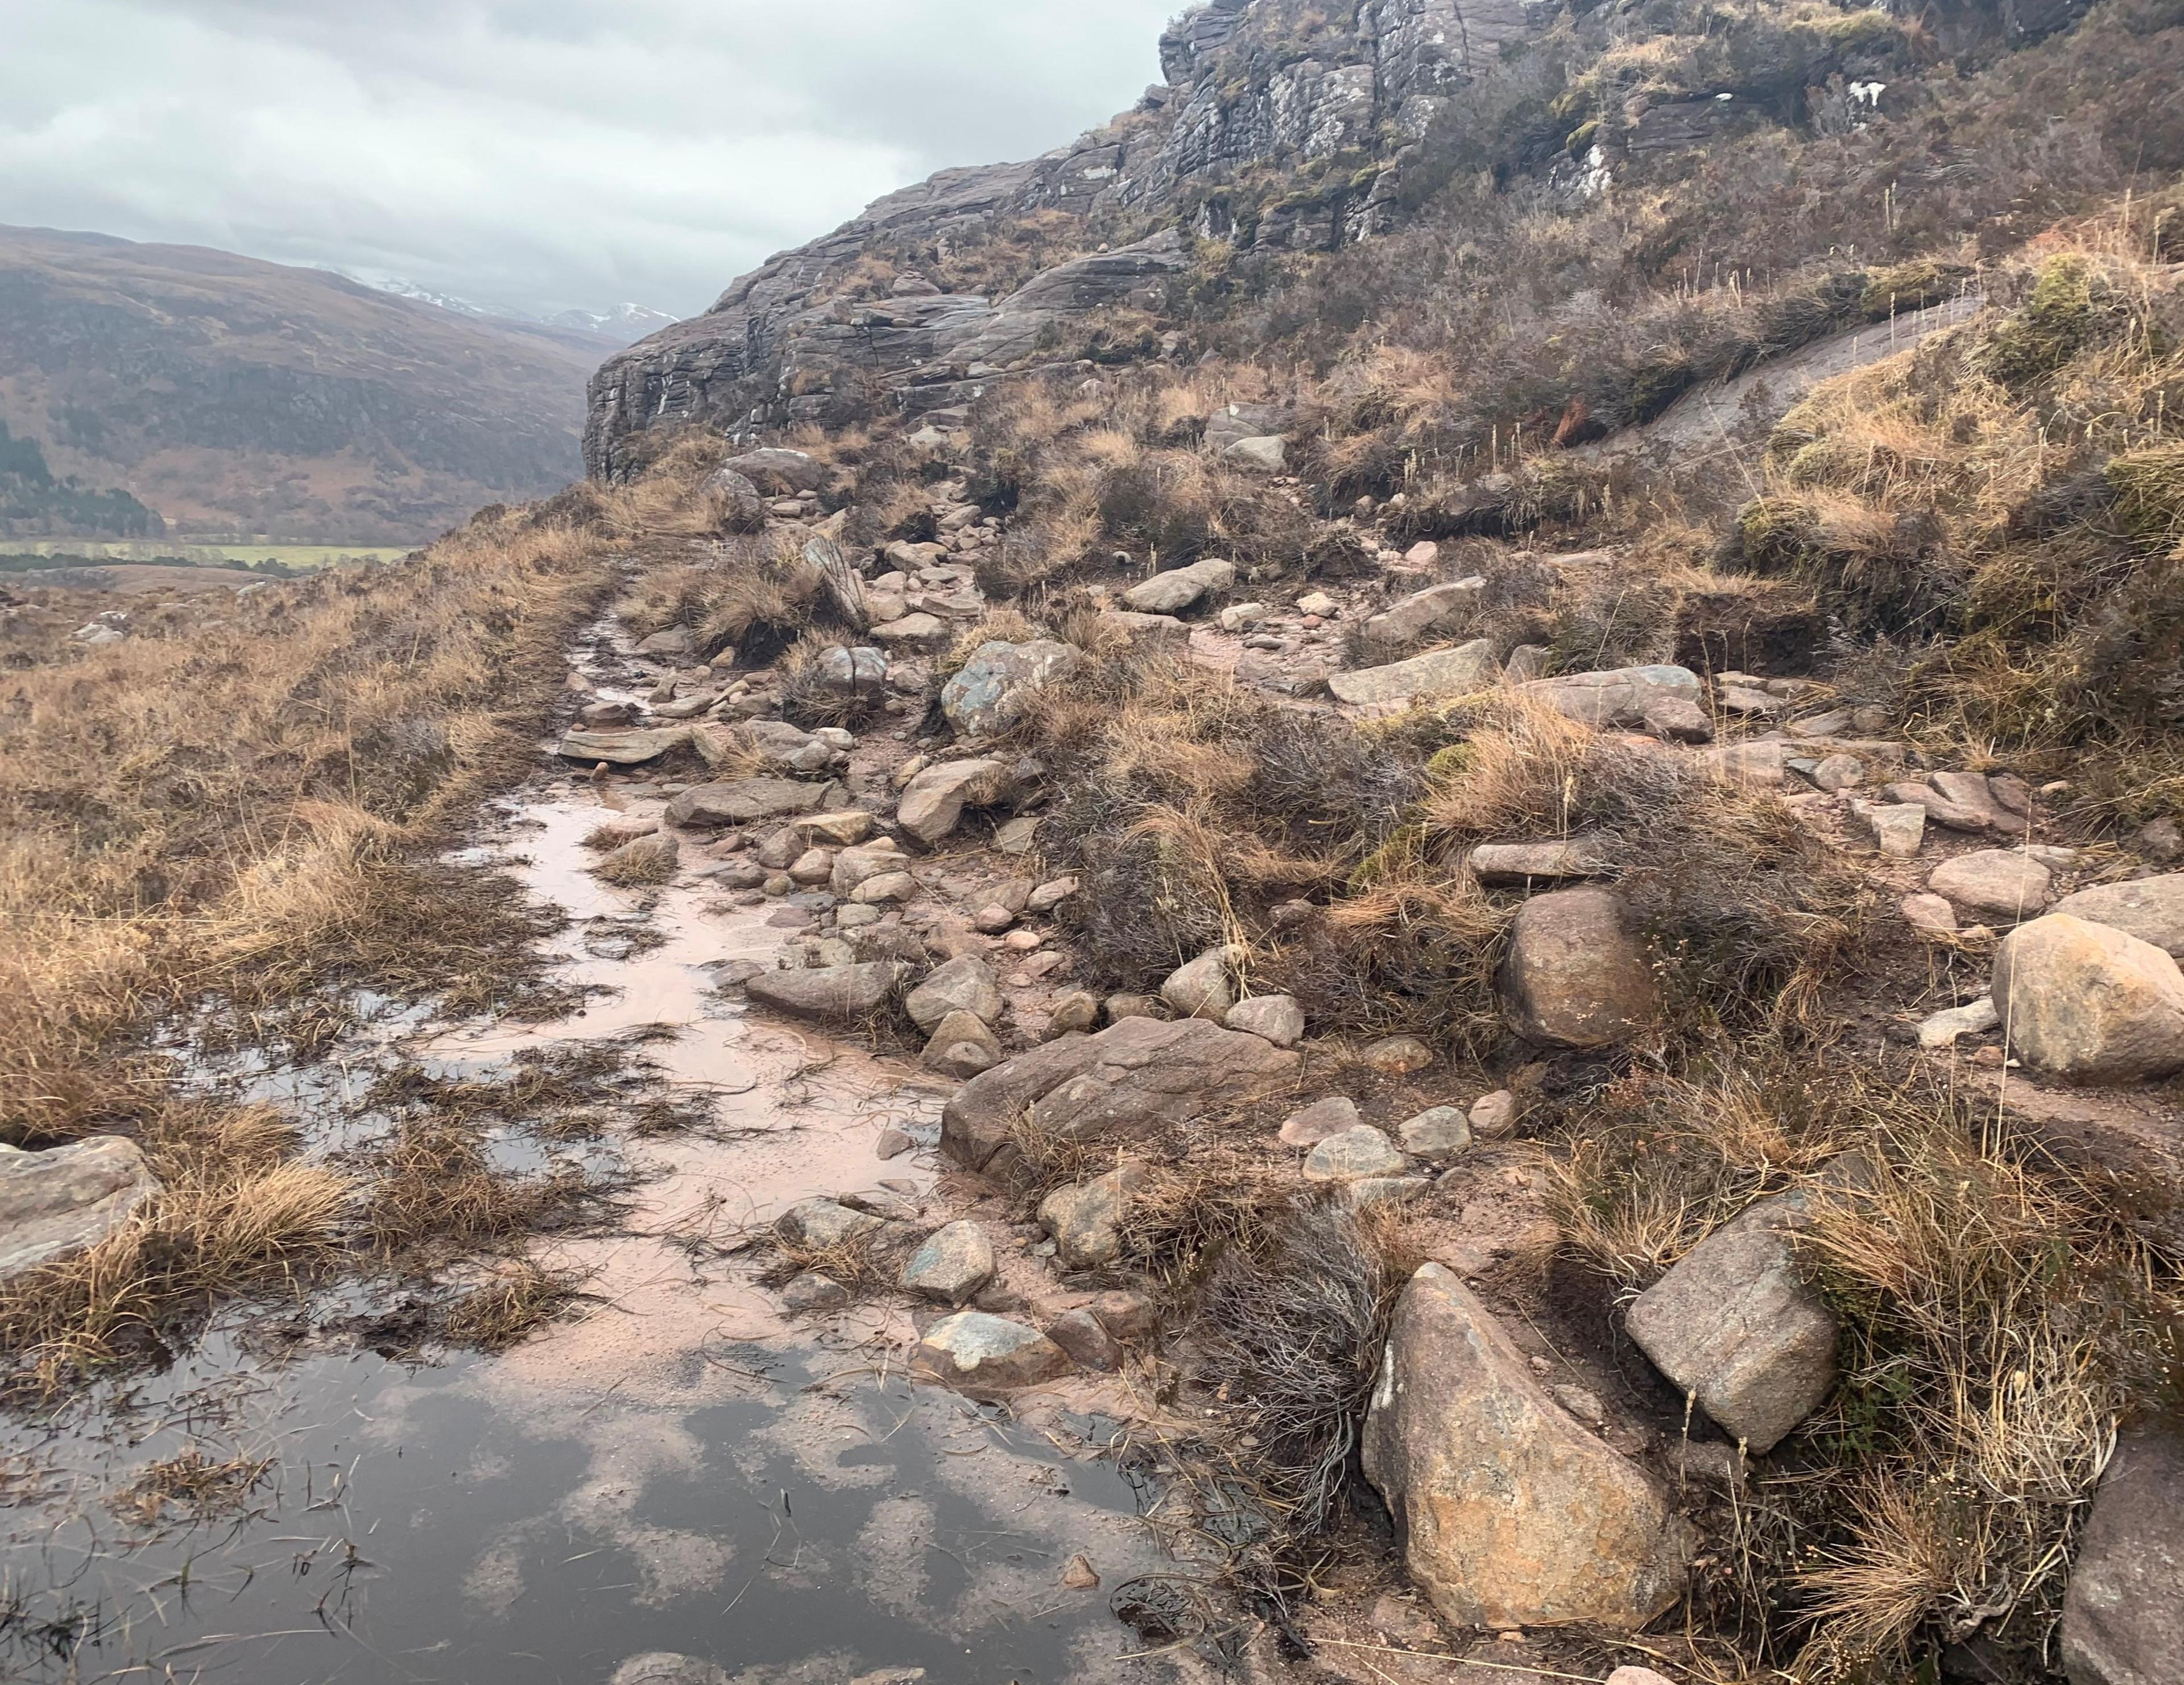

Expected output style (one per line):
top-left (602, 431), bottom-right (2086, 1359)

top-left (583, 0), bottom-right (2089, 478)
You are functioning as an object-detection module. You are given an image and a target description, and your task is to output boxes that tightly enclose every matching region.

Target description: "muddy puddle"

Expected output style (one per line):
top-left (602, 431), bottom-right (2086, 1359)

top-left (1, 760), bottom-right (1186, 1684)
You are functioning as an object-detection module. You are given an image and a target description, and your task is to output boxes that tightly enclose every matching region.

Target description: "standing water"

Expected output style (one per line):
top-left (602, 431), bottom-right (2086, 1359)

top-left (1, 692), bottom-right (1188, 1683)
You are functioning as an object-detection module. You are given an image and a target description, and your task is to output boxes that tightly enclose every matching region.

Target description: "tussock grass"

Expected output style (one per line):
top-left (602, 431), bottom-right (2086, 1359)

top-left (0, 1104), bottom-right (351, 1393)
top-left (439, 1258), bottom-right (582, 1351)
top-left (1551, 1063), bottom-right (2179, 1679)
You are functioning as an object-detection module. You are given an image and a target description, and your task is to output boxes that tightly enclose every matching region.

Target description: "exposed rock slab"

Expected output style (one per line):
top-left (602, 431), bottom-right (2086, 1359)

top-left (746, 961), bottom-right (909, 1025)
top-left (668, 777), bottom-right (839, 827)
top-left (897, 758), bottom-right (1018, 845)
top-left (2062, 1427), bottom-right (2184, 1685)
top-left (1362, 579), bottom-right (1484, 652)
top-left (1363, 1265), bottom-right (1694, 1630)
top-left (556, 727), bottom-right (692, 765)
top-left (1524, 665), bottom-right (1701, 729)
top-left (1123, 557), bottom-right (1234, 614)
top-left (1327, 639), bottom-right (1499, 706)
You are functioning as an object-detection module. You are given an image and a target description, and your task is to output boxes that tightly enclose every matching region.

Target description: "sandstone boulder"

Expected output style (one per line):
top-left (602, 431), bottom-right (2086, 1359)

top-left (0, 1138), bottom-right (159, 1282)
top-left (1226, 994), bottom-right (1305, 1047)
top-left (941, 1017), bottom-right (1300, 1171)
top-left (668, 777), bottom-right (839, 827)
top-left (1363, 1265), bottom-right (1693, 1630)
top-left (1303, 1125), bottom-right (1408, 1182)
top-left (2052, 874), bottom-right (2184, 960)
top-left (900, 1220), bottom-right (995, 1304)
top-left (1039, 1166), bottom-right (1143, 1269)
top-left (905, 955), bottom-right (1003, 1032)
top-left (1991, 915), bottom-right (2184, 1083)
top-left (1927, 849), bottom-right (2051, 922)
top-left (1327, 640), bottom-right (1499, 707)
top-left (1362, 579), bottom-right (1485, 653)
top-left (746, 961), bottom-right (909, 1025)
top-left (940, 639), bottom-right (1080, 737)
top-left (556, 727), bottom-right (692, 766)
top-left (2062, 1427), bottom-right (2184, 1685)
top-left (1625, 1190), bottom-right (1839, 1453)
top-left (912, 1312), bottom-right (1072, 1394)
top-left (1159, 948), bottom-right (1235, 1020)
top-left (897, 758), bottom-right (1018, 845)
top-left (1123, 557), bottom-right (1235, 614)
top-left (1524, 665), bottom-right (1701, 729)
top-left (1499, 888), bottom-right (1658, 1048)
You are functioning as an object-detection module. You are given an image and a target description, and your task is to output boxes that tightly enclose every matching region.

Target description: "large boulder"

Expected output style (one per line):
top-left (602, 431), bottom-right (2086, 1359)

top-left (940, 1017), bottom-right (1301, 1171)
top-left (0, 1137), bottom-right (159, 1281)
top-left (940, 639), bottom-right (1080, 738)
top-left (912, 1312), bottom-right (1072, 1395)
top-left (668, 777), bottom-right (839, 827)
top-left (1363, 1265), bottom-right (1694, 1630)
top-left (904, 955), bottom-right (1003, 1032)
top-left (1625, 1190), bottom-right (1838, 1453)
top-left (1361, 579), bottom-right (1486, 654)
top-left (555, 727), bottom-right (692, 766)
top-left (746, 961), bottom-right (909, 1025)
top-left (1123, 557), bottom-right (1235, 614)
top-left (2051, 874), bottom-right (2184, 960)
top-left (1523, 665), bottom-right (1701, 729)
top-left (1499, 888), bottom-right (1659, 1048)
top-left (1991, 915), bottom-right (2184, 1083)
top-left (1327, 640), bottom-right (1499, 707)
top-left (896, 758), bottom-right (1018, 845)
top-left (2062, 1427), bottom-right (2184, 1685)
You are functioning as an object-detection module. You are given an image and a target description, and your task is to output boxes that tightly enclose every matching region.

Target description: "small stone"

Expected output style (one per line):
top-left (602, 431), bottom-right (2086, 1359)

top-left (912, 1312), bottom-right (1072, 1394)
top-left (1641, 695), bottom-right (1713, 744)
top-left (973, 903), bottom-right (1016, 934)
top-left (1225, 994), bottom-right (1305, 1047)
top-left (1087, 1290), bottom-right (1159, 1343)
top-left (1500, 888), bottom-right (1659, 1048)
top-left (1606, 1670), bottom-right (1678, 1685)
top-left (905, 955), bottom-right (1003, 1031)
top-left (1104, 993), bottom-right (1160, 1023)
top-left (1303, 1125), bottom-right (1409, 1182)
top-left (1046, 1309), bottom-right (1122, 1372)
top-left (1279, 1096), bottom-right (1361, 1146)
top-left (900, 1220), bottom-right (996, 1305)
top-left (1296, 591), bottom-right (1339, 617)
top-left (776, 1197), bottom-right (883, 1250)
top-left (1027, 877), bottom-right (1079, 914)
top-left (781, 1272), bottom-right (851, 1312)
top-left (1361, 1035), bottom-right (1434, 1075)
top-left (787, 847), bottom-right (835, 885)
top-left (1398, 1106), bottom-right (1472, 1160)
top-left (1900, 892), bottom-right (1958, 935)
top-left (1469, 1091), bottom-right (1519, 1139)
top-left (1344, 1175), bottom-right (1433, 1210)
top-left (1917, 997), bottom-right (2000, 1049)
top-left (763, 873), bottom-right (794, 897)
top-left (1159, 948), bottom-right (1234, 1021)
top-left (1860, 802), bottom-right (1927, 858)
top-left (1039, 1168), bottom-right (1141, 1270)
top-left (1060, 1553), bottom-right (1102, 1589)
top-left (1809, 753), bottom-right (1866, 792)
top-left (923, 1010), bottom-right (1002, 1077)
top-left (999, 929), bottom-right (1044, 953)
top-left (874, 1128), bottom-right (914, 1160)
top-left (2140, 817), bottom-right (2182, 861)
top-left (1046, 991), bottom-right (1101, 1035)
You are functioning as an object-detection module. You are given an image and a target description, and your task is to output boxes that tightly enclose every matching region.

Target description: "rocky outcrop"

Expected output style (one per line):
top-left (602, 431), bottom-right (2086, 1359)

top-left (1364, 1265), bottom-right (1694, 1630)
top-left (940, 1016), bottom-right (1300, 1171)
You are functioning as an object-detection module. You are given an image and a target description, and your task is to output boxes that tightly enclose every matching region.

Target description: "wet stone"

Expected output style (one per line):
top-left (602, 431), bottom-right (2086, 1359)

top-left (780, 1272), bottom-right (851, 1312)
top-left (900, 1220), bottom-right (995, 1305)
top-left (1045, 1308), bottom-right (1122, 1372)
top-left (912, 1312), bottom-right (1072, 1394)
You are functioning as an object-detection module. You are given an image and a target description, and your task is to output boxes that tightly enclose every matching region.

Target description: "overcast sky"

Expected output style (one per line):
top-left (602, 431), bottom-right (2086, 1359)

top-left (0, 0), bottom-right (1180, 321)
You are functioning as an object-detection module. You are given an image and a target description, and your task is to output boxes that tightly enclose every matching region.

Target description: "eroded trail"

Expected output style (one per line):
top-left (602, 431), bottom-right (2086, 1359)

top-left (0, 635), bottom-right (1180, 1685)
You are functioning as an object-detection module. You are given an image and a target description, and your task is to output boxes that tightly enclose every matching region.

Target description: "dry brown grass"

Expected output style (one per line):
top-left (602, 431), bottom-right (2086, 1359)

top-left (439, 1258), bottom-right (582, 1351)
top-left (0, 1104), bottom-right (351, 1393)
top-left (1552, 1063), bottom-right (2177, 1678)
top-left (112, 1446), bottom-right (276, 1529)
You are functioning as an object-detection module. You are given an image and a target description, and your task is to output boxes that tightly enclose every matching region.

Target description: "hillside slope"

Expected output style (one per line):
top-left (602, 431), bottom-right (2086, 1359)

top-left (0, 226), bottom-right (615, 543)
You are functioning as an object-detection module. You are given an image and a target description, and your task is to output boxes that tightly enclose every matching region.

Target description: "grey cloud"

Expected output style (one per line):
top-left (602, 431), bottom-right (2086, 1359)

top-left (0, 0), bottom-right (1177, 319)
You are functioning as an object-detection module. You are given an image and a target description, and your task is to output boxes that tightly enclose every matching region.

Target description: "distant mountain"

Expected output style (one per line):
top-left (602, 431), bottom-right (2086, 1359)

top-left (0, 226), bottom-right (620, 543)
top-left (351, 274), bottom-right (676, 350)
top-left (545, 303), bottom-right (679, 346)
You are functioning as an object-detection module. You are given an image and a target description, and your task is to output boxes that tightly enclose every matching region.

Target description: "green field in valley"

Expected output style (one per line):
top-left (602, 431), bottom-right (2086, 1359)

top-left (0, 538), bottom-right (415, 572)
